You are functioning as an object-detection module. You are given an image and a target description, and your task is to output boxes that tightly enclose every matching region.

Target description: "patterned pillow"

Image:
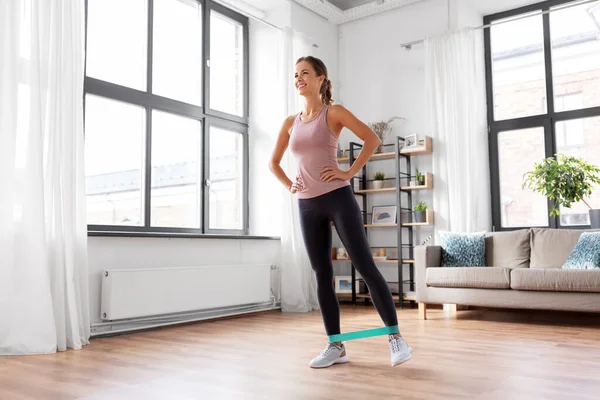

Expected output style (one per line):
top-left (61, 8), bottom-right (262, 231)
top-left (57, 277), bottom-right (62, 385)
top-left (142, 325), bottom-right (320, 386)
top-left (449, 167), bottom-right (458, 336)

top-left (439, 231), bottom-right (486, 267)
top-left (562, 232), bottom-right (600, 270)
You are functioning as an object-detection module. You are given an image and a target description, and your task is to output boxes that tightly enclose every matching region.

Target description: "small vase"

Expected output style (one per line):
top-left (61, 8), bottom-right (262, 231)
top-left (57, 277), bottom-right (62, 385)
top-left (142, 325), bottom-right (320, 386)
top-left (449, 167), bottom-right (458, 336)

top-left (590, 209), bottom-right (600, 229)
top-left (373, 180), bottom-right (384, 189)
top-left (414, 210), bottom-right (426, 223)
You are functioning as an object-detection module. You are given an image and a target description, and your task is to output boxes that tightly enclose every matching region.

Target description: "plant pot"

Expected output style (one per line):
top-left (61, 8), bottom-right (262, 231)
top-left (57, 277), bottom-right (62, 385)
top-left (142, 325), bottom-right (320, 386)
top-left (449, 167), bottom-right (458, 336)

top-left (373, 180), bottom-right (384, 189)
top-left (590, 209), bottom-right (600, 229)
top-left (414, 210), bottom-right (426, 223)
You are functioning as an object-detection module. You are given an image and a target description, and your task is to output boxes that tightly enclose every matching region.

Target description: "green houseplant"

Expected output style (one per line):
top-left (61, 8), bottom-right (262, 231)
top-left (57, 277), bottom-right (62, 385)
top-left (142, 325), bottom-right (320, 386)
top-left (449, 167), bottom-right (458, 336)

top-left (416, 170), bottom-right (424, 185)
top-left (374, 172), bottom-right (385, 189)
top-left (413, 201), bottom-right (428, 223)
top-left (522, 154), bottom-right (600, 228)
top-left (411, 169), bottom-right (425, 187)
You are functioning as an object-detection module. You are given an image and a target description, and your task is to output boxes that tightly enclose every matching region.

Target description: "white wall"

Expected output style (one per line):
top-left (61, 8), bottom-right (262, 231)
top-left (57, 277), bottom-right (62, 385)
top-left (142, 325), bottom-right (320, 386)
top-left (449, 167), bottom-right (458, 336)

top-left (454, 0), bottom-right (483, 29)
top-left (263, 0), bottom-right (291, 28)
top-left (88, 237), bottom-right (280, 324)
top-left (335, 0), bottom-right (484, 282)
top-left (290, 2), bottom-right (339, 98)
top-left (338, 0), bottom-right (452, 148)
top-left (249, 19), bottom-right (285, 237)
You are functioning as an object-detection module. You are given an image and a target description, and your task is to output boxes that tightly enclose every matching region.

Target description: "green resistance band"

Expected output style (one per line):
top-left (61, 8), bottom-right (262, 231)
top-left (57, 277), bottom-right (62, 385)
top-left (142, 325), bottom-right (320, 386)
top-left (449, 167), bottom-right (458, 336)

top-left (328, 325), bottom-right (399, 343)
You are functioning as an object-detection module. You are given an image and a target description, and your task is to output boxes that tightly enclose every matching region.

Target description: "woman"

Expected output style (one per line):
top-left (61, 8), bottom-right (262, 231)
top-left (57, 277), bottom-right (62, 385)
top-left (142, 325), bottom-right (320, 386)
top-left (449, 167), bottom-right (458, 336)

top-left (269, 56), bottom-right (413, 368)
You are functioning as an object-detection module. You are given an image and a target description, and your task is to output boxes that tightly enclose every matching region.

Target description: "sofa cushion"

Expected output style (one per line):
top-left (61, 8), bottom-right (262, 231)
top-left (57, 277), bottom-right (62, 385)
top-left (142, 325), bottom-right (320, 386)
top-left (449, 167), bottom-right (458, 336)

top-left (485, 229), bottom-right (530, 268)
top-left (563, 232), bottom-right (600, 270)
top-left (511, 268), bottom-right (600, 293)
top-left (530, 228), bottom-right (586, 268)
top-left (439, 231), bottom-right (486, 267)
top-left (426, 267), bottom-right (511, 289)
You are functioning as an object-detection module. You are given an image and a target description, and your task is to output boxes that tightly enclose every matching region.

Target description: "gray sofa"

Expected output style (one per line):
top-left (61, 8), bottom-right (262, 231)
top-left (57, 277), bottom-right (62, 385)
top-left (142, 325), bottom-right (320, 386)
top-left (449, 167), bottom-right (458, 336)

top-left (415, 228), bottom-right (600, 319)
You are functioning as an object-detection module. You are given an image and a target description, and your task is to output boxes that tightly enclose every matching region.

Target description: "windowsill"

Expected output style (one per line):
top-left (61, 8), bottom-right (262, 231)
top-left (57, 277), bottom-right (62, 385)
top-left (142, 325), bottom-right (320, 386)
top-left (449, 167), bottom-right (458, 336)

top-left (88, 231), bottom-right (281, 240)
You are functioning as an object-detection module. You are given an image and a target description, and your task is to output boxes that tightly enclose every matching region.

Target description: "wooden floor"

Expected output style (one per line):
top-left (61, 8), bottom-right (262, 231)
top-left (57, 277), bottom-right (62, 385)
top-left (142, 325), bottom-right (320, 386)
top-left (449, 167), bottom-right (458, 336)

top-left (2, 305), bottom-right (600, 400)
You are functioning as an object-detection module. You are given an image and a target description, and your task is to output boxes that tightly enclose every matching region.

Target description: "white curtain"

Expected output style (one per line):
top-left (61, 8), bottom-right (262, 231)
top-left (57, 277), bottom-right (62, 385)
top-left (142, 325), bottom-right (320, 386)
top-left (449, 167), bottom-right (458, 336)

top-left (425, 28), bottom-right (492, 234)
top-left (279, 27), bottom-right (320, 312)
top-left (0, 0), bottom-right (90, 355)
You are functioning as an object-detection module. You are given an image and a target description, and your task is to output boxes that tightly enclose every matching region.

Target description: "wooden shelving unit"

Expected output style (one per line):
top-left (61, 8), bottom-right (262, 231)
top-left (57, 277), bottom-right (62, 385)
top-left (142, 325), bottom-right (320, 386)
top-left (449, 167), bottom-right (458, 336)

top-left (338, 291), bottom-right (415, 302)
top-left (333, 259), bottom-right (398, 264)
top-left (402, 209), bottom-right (434, 226)
top-left (336, 222), bottom-right (432, 228)
top-left (401, 173), bottom-right (433, 191)
top-left (338, 151), bottom-right (396, 163)
top-left (400, 136), bottom-right (432, 156)
top-left (339, 293), bottom-right (401, 300)
top-left (335, 136), bottom-right (434, 308)
top-left (364, 223), bottom-right (397, 228)
top-left (354, 187), bottom-right (397, 194)
top-left (403, 291), bottom-right (416, 301)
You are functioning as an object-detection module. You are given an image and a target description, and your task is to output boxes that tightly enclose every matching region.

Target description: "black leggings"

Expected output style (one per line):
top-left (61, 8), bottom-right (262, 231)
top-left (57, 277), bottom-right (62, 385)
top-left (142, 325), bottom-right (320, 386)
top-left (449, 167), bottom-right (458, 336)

top-left (298, 186), bottom-right (399, 337)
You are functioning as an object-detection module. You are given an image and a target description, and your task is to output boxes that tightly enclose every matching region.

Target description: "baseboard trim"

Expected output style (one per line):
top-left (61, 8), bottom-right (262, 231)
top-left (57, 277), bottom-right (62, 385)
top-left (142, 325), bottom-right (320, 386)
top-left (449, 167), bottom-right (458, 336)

top-left (90, 301), bottom-right (280, 338)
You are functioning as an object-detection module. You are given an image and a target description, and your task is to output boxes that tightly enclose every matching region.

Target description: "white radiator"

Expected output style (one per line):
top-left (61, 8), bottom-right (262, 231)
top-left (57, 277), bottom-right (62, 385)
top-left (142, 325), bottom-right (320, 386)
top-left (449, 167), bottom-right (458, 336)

top-left (101, 264), bottom-right (273, 321)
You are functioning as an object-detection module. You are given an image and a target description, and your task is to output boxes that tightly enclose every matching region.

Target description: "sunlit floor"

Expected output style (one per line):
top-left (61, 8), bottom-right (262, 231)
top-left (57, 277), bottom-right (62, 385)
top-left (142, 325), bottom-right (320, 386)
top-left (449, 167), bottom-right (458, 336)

top-left (2, 305), bottom-right (600, 399)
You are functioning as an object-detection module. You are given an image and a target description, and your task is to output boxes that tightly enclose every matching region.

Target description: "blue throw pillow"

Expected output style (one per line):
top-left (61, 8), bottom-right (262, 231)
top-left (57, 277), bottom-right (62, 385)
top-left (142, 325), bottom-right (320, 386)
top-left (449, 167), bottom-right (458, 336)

top-left (562, 232), bottom-right (600, 270)
top-left (439, 231), bottom-right (486, 267)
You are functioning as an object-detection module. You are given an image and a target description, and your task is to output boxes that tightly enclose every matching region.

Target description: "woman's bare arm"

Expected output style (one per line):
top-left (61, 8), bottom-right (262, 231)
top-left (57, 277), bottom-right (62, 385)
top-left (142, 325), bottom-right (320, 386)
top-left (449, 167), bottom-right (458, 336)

top-left (269, 115), bottom-right (296, 192)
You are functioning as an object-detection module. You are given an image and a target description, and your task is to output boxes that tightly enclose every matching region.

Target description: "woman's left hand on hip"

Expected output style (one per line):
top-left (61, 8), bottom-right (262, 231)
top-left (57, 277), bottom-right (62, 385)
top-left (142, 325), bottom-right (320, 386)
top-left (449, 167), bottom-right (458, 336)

top-left (320, 167), bottom-right (350, 182)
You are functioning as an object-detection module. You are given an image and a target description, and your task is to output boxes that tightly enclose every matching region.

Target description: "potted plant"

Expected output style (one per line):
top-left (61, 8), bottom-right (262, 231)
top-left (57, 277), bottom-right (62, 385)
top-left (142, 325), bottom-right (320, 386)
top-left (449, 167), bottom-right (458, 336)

top-left (413, 202), bottom-right (428, 223)
top-left (522, 154), bottom-right (600, 228)
top-left (374, 172), bottom-right (385, 189)
top-left (368, 116), bottom-right (405, 153)
top-left (410, 169), bottom-right (425, 187)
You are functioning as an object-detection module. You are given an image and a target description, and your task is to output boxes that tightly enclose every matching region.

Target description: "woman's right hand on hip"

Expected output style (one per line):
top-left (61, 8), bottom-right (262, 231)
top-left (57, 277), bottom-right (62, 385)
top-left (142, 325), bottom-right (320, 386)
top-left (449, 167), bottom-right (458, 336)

top-left (290, 175), bottom-right (305, 194)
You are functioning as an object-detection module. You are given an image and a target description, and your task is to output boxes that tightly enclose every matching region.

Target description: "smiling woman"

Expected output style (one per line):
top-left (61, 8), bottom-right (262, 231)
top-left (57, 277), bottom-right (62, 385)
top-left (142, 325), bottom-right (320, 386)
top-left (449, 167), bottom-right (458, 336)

top-left (268, 55), bottom-right (413, 369)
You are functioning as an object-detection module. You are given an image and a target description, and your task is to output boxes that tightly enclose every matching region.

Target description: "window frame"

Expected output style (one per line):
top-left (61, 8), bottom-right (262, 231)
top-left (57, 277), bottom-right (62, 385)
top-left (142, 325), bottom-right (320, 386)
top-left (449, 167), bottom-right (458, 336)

top-left (205, 1), bottom-right (250, 123)
top-left (84, 0), bottom-right (250, 236)
top-left (485, 0), bottom-right (600, 231)
top-left (204, 118), bottom-right (249, 235)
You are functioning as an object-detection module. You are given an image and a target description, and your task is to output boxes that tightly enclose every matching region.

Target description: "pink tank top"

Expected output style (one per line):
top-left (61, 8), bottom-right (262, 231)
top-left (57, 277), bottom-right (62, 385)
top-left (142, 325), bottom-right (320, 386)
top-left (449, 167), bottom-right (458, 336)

top-left (288, 105), bottom-right (350, 199)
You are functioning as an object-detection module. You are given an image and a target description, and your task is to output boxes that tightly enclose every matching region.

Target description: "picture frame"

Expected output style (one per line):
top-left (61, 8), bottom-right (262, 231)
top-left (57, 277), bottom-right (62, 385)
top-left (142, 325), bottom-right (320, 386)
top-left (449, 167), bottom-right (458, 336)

top-left (335, 275), bottom-right (359, 294)
top-left (372, 205), bottom-right (397, 224)
top-left (336, 247), bottom-right (349, 260)
top-left (404, 134), bottom-right (417, 147)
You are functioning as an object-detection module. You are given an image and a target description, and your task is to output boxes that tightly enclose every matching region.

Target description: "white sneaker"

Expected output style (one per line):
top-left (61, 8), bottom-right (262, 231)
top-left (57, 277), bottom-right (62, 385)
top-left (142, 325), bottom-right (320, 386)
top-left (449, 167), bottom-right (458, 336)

top-left (389, 336), bottom-right (413, 367)
top-left (309, 342), bottom-right (349, 368)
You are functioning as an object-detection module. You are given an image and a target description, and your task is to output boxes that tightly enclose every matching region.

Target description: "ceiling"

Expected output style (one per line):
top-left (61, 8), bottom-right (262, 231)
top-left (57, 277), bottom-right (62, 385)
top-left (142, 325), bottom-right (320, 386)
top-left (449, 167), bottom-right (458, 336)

top-left (291, 0), bottom-right (427, 24)
top-left (467, 0), bottom-right (546, 16)
top-left (328, 0), bottom-right (379, 11)
top-left (292, 0), bottom-right (557, 24)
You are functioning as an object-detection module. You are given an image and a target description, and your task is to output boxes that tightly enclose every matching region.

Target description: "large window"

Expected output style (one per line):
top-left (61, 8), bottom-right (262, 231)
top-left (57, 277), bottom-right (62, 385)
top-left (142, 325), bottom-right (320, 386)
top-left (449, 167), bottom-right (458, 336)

top-left (84, 0), bottom-right (249, 235)
top-left (486, 0), bottom-right (600, 230)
